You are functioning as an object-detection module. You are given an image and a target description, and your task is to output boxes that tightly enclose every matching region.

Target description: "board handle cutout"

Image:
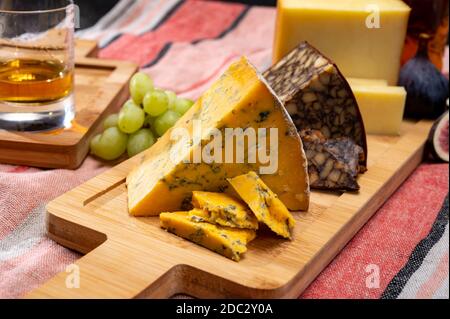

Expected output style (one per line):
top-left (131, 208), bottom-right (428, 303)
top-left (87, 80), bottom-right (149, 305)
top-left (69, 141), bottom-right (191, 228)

top-left (83, 178), bottom-right (126, 206)
top-left (26, 239), bottom-right (180, 299)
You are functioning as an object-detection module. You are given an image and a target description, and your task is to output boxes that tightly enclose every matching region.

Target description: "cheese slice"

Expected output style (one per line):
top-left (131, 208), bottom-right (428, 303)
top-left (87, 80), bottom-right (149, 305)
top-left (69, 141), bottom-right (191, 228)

top-left (191, 191), bottom-right (258, 229)
top-left (160, 211), bottom-right (256, 261)
top-left (350, 84), bottom-right (406, 135)
top-left (273, 0), bottom-right (410, 85)
top-left (228, 171), bottom-right (296, 239)
top-left (127, 57), bottom-right (309, 216)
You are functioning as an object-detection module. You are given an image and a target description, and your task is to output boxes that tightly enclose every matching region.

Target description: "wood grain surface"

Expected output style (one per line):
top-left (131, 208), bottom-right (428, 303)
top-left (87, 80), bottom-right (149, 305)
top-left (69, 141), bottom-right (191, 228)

top-left (26, 120), bottom-right (433, 298)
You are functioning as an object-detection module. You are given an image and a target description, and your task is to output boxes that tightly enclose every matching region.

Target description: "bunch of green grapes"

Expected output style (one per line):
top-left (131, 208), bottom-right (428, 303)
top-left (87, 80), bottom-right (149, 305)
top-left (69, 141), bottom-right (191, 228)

top-left (90, 72), bottom-right (194, 160)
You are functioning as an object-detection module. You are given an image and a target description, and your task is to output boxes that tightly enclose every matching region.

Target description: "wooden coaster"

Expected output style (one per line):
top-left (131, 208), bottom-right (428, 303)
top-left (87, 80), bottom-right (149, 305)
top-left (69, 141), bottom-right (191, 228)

top-left (0, 40), bottom-right (138, 169)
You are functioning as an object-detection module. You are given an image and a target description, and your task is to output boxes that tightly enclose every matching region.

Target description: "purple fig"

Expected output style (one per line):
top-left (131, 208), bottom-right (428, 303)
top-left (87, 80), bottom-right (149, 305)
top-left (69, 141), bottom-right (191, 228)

top-left (399, 34), bottom-right (449, 119)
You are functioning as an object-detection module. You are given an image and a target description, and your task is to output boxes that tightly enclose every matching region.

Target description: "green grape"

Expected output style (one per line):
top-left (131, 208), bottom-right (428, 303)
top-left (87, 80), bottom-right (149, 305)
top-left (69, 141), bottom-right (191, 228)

top-left (127, 128), bottom-right (156, 157)
top-left (118, 100), bottom-right (145, 134)
top-left (144, 115), bottom-right (160, 136)
top-left (90, 127), bottom-right (128, 160)
top-left (143, 115), bottom-right (154, 128)
top-left (130, 72), bottom-right (153, 105)
top-left (165, 90), bottom-right (177, 109)
top-left (173, 98), bottom-right (194, 116)
top-left (154, 110), bottom-right (181, 136)
top-left (103, 113), bottom-right (119, 129)
top-left (144, 115), bottom-right (158, 131)
top-left (90, 134), bottom-right (101, 151)
top-left (143, 89), bottom-right (169, 117)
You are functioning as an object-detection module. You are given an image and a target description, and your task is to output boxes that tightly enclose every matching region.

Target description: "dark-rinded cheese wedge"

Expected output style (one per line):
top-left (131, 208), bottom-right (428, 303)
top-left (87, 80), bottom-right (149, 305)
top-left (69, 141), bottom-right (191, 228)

top-left (263, 41), bottom-right (368, 168)
top-left (300, 129), bottom-right (364, 191)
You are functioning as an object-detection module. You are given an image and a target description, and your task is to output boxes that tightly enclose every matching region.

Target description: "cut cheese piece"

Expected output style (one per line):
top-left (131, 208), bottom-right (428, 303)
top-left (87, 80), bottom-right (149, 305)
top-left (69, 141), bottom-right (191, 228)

top-left (273, 0), bottom-right (410, 85)
top-left (160, 211), bottom-right (256, 261)
top-left (127, 57), bottom-right (309, 216)
top-left (191, 191), bottom-right (258, 229)
top-left (347, 78), bottom-right (406, 135)
top-left (347, 78), bottom-right (388, 87)
top-left (228, 171), bottom-right (295, 239)
top-left (350, 85), bottom-right (406, 135)
top-left (300, 129), bottom-right (364, 191)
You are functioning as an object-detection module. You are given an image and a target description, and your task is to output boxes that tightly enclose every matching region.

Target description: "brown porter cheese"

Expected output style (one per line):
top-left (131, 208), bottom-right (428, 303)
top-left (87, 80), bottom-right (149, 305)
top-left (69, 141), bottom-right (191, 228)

top-left (264, 42), bottom-right (368, 191)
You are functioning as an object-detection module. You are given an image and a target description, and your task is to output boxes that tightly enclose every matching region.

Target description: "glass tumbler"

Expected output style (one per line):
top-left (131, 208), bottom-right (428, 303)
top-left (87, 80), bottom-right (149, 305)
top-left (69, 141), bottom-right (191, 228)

top-left (0, 0), bottom-right (75, 131)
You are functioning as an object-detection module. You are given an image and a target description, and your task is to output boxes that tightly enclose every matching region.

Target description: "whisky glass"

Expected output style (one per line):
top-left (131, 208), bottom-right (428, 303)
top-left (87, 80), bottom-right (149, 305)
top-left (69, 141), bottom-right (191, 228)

top-left (0, 0), bottom-right (75, 131)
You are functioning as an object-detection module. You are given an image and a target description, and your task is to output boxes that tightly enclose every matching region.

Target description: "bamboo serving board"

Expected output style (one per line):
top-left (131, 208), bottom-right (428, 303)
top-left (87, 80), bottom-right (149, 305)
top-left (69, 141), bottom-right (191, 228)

top-left (27, 120), bottom-right (432, 299)
top-left (0, 40), bottom-right (137, 169)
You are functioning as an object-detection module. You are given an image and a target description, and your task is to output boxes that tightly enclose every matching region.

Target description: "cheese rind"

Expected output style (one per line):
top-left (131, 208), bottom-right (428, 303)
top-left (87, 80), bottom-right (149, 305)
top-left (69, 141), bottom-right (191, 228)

top-left (127, 57), bottom-right (309, 216)
top-left (160, 211), bottom-right (256, 261)
top-left (347, 78), bottom-right (388, 87)
top-left (273, 0), bottom-right (410, 85)
top-left (228, 171), bottom-right (296, 239)
top-left (191, 191), bottom-right (258, 229)
top-left (350, 85), bottom-right (406, 135)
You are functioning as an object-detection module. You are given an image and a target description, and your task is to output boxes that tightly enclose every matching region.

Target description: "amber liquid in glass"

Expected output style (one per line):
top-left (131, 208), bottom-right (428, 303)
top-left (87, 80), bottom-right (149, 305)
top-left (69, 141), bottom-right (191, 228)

top-left (0, 59), bottom-right (73, 103)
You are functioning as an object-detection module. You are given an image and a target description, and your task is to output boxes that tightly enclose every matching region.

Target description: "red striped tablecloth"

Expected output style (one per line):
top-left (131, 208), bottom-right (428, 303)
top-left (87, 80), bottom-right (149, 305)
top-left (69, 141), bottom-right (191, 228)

top-left (0, 0), bottom-right (448, 299)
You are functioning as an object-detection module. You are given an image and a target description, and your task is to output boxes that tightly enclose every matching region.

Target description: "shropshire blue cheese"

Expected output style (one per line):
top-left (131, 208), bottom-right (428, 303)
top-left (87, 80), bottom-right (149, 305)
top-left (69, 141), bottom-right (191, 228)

top-left (127, 57), bottom-right (309, 216)
top-left (191, 191), bottom-right (258, 229)
top-left (228, 171), bottom-right (296, 239)
top-left (160, 211), bottom-right (256, 261)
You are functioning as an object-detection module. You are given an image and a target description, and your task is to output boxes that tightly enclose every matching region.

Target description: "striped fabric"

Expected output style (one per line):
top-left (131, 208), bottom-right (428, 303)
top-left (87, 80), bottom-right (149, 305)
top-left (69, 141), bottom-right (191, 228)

top-left (0, 0), bottom-right (448, 299)
top-left (382, 196), bottom-right (449, 299)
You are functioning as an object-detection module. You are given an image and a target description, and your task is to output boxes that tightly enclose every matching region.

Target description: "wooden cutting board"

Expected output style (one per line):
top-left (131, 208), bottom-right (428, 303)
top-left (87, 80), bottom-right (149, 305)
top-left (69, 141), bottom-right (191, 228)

top-left (27, 119), bottom-right (432, 298)
top-left (0, 40), bottom-right (138, 169)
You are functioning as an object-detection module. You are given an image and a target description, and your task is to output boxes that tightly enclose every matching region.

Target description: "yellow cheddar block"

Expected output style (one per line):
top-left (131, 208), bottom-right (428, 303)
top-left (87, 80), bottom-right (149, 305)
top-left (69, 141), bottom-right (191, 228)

top-left (350, 84), bottom-right (406, 135)
top-left (273, 0), bottom-right (410, 85)
top-left (191, 191), bottom-right (258, 230)
top-left (127, 57), bottom-right (309, 216)
top-left (347, 78), bottom-right (388, 87)
top-left (160, 211), bottom-right (256, 261)
top-left (228, 171), bottom-right (295, 239)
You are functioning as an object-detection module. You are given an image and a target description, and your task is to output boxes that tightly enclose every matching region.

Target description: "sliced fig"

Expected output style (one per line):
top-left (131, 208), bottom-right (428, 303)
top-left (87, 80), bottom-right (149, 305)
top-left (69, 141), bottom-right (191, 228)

top-left (427, 110), bottom-right (449, 162)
